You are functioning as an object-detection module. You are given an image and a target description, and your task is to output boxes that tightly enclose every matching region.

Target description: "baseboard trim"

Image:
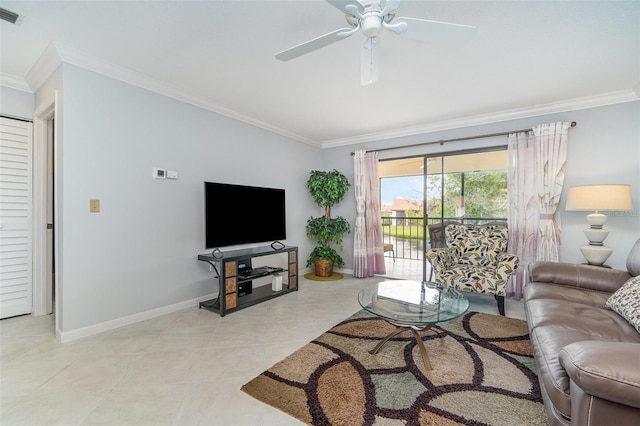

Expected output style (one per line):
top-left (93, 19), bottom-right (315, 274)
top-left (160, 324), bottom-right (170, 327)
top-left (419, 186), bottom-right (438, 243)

top-left (58, 293), bottom-right (217, 343)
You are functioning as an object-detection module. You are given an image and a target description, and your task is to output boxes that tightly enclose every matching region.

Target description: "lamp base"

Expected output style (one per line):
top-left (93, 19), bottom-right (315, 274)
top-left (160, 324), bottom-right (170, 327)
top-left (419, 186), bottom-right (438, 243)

top-left (580, 245), bottom-right (613, 266)
top-left (583, 228), bottom-right (609, 245)
top-left (586, 212), bottom-right (607, 228)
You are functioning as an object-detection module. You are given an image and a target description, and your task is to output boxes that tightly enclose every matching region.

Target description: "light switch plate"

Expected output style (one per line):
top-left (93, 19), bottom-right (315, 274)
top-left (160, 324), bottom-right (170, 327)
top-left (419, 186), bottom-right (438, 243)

top-left (89, 199), bottom-right (100, 213)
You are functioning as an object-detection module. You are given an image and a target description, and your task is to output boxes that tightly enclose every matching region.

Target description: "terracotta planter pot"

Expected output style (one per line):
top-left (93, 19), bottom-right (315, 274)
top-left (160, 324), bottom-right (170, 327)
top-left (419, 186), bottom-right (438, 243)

top-left (315, 259), bottom-right (334, 277)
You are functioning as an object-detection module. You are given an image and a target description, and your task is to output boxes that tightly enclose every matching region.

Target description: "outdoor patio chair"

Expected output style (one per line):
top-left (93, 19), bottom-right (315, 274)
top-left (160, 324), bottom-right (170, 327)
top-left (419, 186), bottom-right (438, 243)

top-left (383, 243), bottom-right (395, 261)
top-left (425, 223), bottom-right (519, 316)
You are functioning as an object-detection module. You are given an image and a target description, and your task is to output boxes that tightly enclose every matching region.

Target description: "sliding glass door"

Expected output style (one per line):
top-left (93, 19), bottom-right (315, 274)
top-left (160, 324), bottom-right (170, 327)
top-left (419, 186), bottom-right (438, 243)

top-left (379, 148), bottom-right (508, 280)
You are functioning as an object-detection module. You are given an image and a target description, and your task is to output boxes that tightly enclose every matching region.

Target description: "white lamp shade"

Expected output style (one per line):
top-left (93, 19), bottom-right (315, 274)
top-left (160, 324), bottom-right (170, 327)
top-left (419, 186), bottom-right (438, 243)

top-left (566, 184), bottom-right (633, 211)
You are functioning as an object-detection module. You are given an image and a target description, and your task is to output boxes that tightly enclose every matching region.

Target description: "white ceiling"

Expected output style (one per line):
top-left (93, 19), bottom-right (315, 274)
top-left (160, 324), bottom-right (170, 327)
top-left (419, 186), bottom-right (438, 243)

top-left (1, 1), bottom-right (638, 147)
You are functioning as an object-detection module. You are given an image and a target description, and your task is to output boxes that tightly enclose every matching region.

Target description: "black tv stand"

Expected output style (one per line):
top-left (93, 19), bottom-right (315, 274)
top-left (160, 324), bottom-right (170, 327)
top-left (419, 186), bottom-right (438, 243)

top-left (197, 245), bottom-right (298, 316)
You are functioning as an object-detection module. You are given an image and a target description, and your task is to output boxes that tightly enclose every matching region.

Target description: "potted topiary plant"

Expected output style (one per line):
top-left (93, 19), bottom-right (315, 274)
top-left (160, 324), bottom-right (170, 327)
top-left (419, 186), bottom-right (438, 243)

top-left (306, 169), bottom-right (351, 277)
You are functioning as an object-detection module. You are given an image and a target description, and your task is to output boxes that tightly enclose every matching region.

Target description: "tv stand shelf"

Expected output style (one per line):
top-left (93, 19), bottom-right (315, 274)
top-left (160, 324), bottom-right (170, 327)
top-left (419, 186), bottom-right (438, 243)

top-left (238, 266), bottom-right (286, 281)
top-left (197, 245), bottom-right (298, 316)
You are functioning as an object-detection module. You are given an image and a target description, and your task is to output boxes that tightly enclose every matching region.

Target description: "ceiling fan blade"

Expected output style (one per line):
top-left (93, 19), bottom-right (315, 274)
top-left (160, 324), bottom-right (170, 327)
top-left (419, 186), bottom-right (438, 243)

top-left (326, 0), bottom-right (363, 16)
top-left (361, 37), bottom-right (379, 85)
top-left (275, 28), bottom-right (354, 61)
top-left (394, 17), bottom-right (476, 46)
top-left (380, 0), bottom-right (401, 17)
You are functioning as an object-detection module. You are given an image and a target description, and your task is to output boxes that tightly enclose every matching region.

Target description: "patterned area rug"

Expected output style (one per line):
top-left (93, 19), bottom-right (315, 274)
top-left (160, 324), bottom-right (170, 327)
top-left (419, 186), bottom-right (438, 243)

top-left (241, 310), bottom-right (546, 426)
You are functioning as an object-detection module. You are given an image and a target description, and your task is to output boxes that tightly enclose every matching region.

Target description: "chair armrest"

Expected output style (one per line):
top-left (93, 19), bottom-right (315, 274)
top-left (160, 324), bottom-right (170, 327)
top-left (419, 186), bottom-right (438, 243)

top-left (559, 341), bottom-right (640, 408)
top-left (426, 247), bottom-right (457, 274)
top-left (529, 261), bottom-right (631, 293)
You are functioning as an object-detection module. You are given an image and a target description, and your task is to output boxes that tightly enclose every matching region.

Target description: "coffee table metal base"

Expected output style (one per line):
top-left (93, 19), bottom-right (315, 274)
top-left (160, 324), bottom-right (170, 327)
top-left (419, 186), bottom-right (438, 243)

top-left (369, 320), bottom-right (438, 371)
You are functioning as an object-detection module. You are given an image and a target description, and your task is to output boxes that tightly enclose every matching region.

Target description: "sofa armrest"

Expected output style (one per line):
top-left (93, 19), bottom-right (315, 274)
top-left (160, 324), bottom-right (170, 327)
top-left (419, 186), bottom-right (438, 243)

top-left (529, 261), bottom-right (631, 293)
top-left (559, 341), bottom-right (640, 409)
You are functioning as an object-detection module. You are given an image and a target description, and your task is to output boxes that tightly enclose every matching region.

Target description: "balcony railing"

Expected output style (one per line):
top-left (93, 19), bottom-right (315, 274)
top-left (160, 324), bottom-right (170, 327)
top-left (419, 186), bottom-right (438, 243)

top-left (381, 216), bottom-right (507, 260)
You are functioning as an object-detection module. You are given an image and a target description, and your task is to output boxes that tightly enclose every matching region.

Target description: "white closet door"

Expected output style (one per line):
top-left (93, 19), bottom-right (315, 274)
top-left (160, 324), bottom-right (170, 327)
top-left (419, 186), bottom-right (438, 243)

top-left (0, 117), bottom-right (33, 319)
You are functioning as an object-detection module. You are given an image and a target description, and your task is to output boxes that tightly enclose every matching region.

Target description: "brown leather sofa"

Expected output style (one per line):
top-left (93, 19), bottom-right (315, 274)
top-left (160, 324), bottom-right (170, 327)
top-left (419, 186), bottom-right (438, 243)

top-left (525, 238), bottom-right (640, 426)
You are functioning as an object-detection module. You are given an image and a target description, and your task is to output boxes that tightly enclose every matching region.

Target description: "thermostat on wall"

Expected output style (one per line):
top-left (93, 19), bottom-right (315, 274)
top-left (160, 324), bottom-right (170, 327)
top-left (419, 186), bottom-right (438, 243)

top-left (153, 168), bottom-right (166, 179)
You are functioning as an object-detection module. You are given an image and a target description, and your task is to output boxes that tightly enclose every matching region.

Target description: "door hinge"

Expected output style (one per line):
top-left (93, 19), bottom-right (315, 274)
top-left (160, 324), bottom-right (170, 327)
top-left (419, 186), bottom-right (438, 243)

top-left (47, 223), bottom-right (53, 229)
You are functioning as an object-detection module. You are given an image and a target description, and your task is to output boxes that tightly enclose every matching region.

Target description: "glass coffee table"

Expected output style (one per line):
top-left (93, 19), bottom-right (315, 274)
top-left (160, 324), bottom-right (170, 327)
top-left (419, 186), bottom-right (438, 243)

top-left (358, 280), bottom-right (469, 370)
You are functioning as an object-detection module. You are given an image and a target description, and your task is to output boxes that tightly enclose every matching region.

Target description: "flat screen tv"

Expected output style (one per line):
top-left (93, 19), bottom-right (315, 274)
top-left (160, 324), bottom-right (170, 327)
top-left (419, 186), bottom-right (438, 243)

top-left (204, 182), bottom-right (286, 249)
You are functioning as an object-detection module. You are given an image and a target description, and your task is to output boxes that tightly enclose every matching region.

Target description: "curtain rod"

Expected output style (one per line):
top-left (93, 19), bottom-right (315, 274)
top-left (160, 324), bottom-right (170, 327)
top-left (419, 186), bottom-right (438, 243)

top-left (350, 121), bottom-right (577, 156)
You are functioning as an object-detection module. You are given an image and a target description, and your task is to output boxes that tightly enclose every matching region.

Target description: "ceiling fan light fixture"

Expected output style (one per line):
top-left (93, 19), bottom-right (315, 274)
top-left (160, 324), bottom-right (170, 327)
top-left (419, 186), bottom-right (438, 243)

top-left (361, 13), bottom-right (383, 37)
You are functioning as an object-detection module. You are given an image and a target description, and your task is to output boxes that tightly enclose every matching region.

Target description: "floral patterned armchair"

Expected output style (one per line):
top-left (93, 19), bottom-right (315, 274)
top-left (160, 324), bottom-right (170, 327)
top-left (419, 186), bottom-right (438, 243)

top-left (425, 223), bottom-right (519, 316)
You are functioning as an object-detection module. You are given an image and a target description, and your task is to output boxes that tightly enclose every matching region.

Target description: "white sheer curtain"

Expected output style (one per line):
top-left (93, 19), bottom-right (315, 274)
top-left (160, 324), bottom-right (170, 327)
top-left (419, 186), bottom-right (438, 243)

top-left (507, 122), bottom-right (569, 298)
top-left (534, 122), bottom-right (570, 262)
top-left (507, 131), bottom-right (537, 299)
top-left (353, 150), bottom-right (385, 278)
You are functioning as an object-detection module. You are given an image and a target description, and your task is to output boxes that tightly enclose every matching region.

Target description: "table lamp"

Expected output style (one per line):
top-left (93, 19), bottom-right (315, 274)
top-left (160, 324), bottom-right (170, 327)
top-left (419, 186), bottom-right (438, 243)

top-left (565, 184), bottom-right (633, 265)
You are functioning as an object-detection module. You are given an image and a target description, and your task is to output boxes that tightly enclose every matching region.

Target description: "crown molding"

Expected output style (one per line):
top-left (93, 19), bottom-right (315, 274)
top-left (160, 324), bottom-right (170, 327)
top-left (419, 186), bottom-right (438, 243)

top-left (21, 42), bottom-right (639, 150)
top-left (320, 89), bottom-right (640, 149)
top-left (36, 43), bottom-right (321, 148)
top-left (0, 72), bottom-right (32, 93)
top-left (25, 42), bottom-right (62, 93)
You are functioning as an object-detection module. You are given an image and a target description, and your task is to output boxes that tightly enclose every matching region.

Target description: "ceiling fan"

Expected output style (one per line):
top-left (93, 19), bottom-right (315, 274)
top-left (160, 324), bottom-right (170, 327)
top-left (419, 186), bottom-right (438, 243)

top-left (275, 0), bottom-right (476, 85)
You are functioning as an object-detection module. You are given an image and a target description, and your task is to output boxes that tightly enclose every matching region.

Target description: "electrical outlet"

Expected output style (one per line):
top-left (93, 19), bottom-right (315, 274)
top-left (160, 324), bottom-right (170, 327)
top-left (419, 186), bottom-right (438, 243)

top-left (89, 199), bottom-right (100, 213)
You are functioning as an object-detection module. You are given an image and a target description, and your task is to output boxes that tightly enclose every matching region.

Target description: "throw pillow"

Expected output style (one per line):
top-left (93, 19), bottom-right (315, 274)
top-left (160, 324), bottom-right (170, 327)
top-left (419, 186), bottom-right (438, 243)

top-left (626, 237), bottom-right (640, 276)
top-left (606, 275), bottom-right (640, 334)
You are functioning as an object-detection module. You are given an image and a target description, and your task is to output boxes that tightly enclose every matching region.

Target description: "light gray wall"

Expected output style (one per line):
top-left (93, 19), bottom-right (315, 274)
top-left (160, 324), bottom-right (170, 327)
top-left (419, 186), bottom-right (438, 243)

top-left (16, 61), bottom-right (640, 334)
top-left (0, 86), bottom-right (34, 119)
top-left (322, 101), bottom-right (640, 272)
top-left (40, 64), bottom-right (321, 332)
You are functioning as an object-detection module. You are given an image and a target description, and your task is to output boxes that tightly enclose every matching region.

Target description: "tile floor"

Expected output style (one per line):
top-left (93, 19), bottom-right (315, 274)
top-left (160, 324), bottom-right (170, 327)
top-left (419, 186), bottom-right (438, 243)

top-left (0, 271), bottom-right (525, 426)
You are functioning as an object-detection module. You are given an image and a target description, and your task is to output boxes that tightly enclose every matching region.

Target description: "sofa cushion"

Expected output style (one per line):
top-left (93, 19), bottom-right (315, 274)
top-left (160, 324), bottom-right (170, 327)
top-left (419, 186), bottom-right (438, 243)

top-left (606, 276), bottom-right (640, 334)
top-left (529, 325), bottom-right (585, 418)
top-left (524, 281), bottom-right (611, 308)
top-left (526, 298), bottom-right (640, 342)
